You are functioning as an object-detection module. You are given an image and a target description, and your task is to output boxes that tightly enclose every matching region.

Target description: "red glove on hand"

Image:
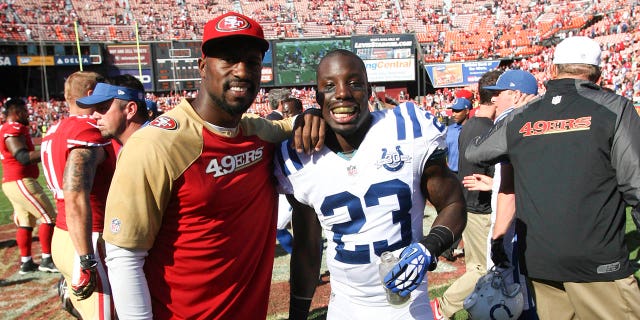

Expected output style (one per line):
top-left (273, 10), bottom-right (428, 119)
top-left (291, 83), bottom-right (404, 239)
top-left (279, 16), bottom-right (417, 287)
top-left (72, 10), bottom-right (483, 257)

top-left (72, 254), bottom-right (98, 300)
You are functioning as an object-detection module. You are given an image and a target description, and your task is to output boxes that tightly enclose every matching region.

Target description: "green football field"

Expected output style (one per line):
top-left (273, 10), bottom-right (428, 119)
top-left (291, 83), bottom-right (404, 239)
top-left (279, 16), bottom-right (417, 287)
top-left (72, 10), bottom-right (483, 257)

top-left (0, 162), bottom-right (638, 320)
top-left (0, 159), bottom-right (53, 223)
top-left (0, 163), bottom-right (639, 262)
top-left (273, 38), bottom-right (351, 85)
top-left (1, 162), bottom-right (638, 257)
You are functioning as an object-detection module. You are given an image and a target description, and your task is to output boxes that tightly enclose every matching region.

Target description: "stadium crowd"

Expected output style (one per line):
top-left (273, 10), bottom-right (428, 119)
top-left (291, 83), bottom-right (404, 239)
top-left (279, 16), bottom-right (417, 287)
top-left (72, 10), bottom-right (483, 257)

top-left (4, 23), bottom-right (640, 137)
top-left (1, 2), bottom-right (640, 319)
top-left (0, 0), bottom-right (638, 61)
top-left (2, 0), bottom-right (640, 133)
top-left (0, 0), bottom-right (638, 130)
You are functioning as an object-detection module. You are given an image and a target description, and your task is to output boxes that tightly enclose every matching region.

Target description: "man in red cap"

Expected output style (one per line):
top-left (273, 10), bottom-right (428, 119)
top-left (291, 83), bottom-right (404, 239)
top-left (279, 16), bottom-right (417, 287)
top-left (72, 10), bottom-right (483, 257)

top-left (455, 89), bottom-right (475, 117)
top-left (102, 12), bottom-right (320, 319)
top-left (455, 89), bottom-right (473, 101)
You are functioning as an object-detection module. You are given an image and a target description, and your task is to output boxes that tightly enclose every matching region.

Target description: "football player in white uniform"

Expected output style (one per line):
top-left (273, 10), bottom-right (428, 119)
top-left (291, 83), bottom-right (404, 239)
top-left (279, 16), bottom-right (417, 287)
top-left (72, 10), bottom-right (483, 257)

top-left (276, 194), bottom-right (294, 254)
top-left (275, 49), bottom-right (467, 319)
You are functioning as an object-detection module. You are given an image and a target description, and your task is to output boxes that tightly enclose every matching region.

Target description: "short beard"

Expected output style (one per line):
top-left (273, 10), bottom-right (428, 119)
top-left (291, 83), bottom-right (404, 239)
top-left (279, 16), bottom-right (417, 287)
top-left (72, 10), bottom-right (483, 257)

top-left (215, 97), bottom-right (249, 116)
top-left (211, 83), bottom-right (254, 116)
top-left (100, 130), bottom-right (114, 140)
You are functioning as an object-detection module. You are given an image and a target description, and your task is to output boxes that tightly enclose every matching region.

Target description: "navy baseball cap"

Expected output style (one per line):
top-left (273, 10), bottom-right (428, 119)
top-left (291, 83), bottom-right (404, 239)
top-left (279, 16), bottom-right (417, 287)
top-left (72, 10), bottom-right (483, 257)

top-left (77, 83), bottom-right (145, 108)
top-left (482, 70), bottom-right (538, 95)
top-left (145, 99), bottom-right (158, 113)
top-left (448, 97), bottom-right (472, 111)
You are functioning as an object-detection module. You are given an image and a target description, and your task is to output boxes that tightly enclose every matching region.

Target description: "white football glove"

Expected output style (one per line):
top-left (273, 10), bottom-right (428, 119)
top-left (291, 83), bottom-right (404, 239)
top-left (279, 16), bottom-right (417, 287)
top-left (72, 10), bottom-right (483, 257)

top-left (383, 243), bottom-right (431, 297)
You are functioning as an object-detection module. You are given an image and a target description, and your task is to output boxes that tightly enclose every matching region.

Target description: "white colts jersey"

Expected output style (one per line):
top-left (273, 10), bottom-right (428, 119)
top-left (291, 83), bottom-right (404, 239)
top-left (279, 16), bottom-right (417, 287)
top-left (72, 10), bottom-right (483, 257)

top-left (275, 102), bottom-right (447, 306)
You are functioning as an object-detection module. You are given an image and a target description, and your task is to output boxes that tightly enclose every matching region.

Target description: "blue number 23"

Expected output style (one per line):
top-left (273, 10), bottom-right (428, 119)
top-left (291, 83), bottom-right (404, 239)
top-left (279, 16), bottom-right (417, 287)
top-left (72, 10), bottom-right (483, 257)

top-left (319, 179), bottom-right (413, 264)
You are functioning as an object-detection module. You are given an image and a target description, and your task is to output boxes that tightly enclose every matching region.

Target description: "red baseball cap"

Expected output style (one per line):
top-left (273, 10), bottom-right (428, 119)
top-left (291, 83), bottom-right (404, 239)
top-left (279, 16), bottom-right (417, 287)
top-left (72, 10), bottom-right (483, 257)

top-left (455, 89), bottom-right (473, 101)
top-left (201, 12), bottom-right (269, 56)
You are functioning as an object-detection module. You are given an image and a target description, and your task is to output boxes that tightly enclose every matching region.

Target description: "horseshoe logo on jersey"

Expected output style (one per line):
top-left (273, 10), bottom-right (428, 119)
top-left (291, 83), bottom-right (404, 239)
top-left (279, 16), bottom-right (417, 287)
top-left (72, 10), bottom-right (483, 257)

top-left (376, 146), bottom-right (411, 172)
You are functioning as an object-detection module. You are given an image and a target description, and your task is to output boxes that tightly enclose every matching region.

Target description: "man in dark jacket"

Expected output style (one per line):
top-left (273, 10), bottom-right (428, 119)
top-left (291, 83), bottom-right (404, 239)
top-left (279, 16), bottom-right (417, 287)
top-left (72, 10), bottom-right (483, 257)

top-left (266, 88), bottom-right (289, 120)
top-left (466, 36), bottom-right (640, 319)
top-left (432, 70), bottom-right (501, 319)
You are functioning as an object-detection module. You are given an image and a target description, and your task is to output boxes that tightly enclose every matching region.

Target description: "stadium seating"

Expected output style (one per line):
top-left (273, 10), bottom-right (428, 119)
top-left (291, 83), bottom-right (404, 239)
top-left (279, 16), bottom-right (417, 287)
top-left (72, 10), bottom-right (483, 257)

top-left (2, 0), bottom-right (640, 127)
top-left (0, 0), bottom-right (635, 63)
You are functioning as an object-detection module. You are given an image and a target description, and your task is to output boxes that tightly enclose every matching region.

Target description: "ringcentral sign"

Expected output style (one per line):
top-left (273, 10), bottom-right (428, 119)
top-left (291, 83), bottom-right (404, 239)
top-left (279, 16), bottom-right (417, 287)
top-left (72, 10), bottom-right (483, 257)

top-left (352, 34), bottom-right (416, 82)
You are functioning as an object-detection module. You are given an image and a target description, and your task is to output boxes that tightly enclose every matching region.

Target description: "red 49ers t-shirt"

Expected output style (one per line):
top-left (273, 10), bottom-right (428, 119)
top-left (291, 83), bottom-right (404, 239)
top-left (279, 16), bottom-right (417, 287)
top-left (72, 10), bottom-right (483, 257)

top-left (0, 121), bottom-right (38, 182)
top-left (104, 100), bottom-right (279, 319)
top-left (40, 115), bottom-right (115, 232)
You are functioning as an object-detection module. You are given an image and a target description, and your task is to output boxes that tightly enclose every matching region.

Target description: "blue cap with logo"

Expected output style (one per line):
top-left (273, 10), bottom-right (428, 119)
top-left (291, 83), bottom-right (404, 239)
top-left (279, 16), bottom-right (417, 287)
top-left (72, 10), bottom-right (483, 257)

top-left (145, 99), bottom-right (158, 113)
top-left (77, 83), bottom-right (145, 107)
top-left (482, 70), bottom-right (538, 95)
top-left (448, 97), bottom-right (472, 111)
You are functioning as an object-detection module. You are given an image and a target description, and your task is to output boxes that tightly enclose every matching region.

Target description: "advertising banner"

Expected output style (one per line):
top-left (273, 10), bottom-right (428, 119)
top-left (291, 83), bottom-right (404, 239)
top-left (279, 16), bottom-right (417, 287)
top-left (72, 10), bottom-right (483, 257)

top-left (424, 60), bottom-right (501, 87)
top-left (5, 55), bottom-right (102, 67)
top-left (261, 45), bottom-right (274, 87)
top-left (108, 68), bottom-right (155, 92)
top-left (363, 58), bottom-right (415, 82)
top-left (17, 56), bottom-right (55, 66)
top-left (0, 55), bottom-right (16, 66)
top-left (352, 34), bottom-right (416, 82)
top-left (107, 44), bottom-right (151, 66)
top-left (54, 55), bottom-right (102, 66)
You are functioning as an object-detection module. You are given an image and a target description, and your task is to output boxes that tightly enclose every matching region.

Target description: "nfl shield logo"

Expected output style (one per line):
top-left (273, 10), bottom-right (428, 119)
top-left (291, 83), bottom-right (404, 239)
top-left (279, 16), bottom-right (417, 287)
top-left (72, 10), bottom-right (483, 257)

top-left (110, 218), bottom-right (122, 234)
top-left (347, 165), bottom-right (358, 176)
top-left (551, 96), bottom-right (562, 105)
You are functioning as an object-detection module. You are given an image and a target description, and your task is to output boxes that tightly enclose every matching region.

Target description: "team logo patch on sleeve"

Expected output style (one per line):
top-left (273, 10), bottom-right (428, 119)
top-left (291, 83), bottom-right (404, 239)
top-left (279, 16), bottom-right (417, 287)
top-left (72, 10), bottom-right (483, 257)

top-left (149, 116), bottom-right (179, 130)
top-left (376, 145), bottom-right (412, 171)
top-left (110, 218), bottom-right (122, 234)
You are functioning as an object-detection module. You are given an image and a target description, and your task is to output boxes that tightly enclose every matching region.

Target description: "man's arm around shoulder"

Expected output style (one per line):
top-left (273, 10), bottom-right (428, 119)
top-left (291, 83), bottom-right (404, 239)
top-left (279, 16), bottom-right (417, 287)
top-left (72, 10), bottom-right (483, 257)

top-left (241, 109), bottom-right (326, 154)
